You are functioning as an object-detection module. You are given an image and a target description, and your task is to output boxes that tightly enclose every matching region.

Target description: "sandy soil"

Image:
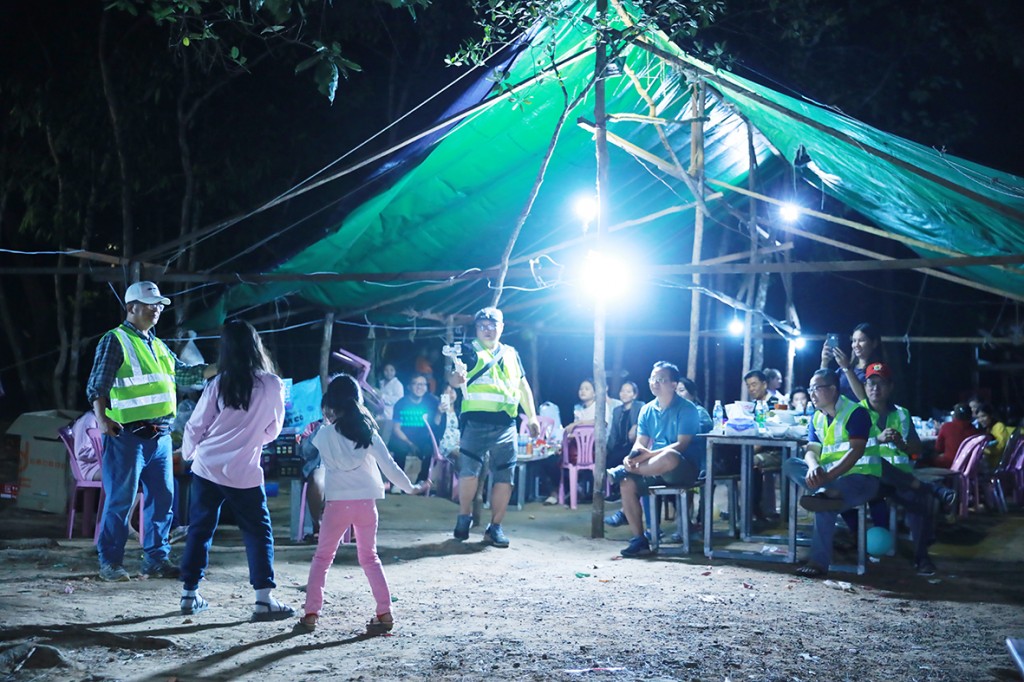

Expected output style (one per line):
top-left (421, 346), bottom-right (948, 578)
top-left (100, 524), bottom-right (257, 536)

top-left (1, 492), bottom-right (1023, 682)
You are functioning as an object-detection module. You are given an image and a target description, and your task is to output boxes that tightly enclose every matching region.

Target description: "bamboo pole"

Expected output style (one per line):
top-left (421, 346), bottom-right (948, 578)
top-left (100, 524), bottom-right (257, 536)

top-left (592, 0), bottom-right (610, 539)
top-left (319, 312), bottom-right (334, 392)
top-left (686, 80), bottom-right (706, 380)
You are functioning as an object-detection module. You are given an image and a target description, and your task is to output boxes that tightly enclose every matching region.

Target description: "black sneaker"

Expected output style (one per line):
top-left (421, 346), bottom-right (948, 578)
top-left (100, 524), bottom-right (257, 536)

top-left (620, 535), bottom-right (652, 558)
top-left (604, 510), bottom-right (626, 527)
top-left (483, 523), bottom-right (510, 548)
top-left (935, 486), bottom-right (958, 514)
top-left (453, 514), bottom-right (472, 541)
top-left (800, 494), bottom-right (846, 512)
top-left (99, 564), bottom-right (131, 582)
top-left (606, 465), bottom-right (628, 484)
top-left (141, 558), bottom-right (181, 579)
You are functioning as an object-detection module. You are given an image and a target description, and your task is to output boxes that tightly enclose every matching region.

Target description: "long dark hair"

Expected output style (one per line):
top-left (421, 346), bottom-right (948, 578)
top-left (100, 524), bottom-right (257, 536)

top-left (322, 374), bottom-right (377, 449)
top-left (218, 319), bottom-right (275, 410)
top-left (853, 322), bottom-right (885, 364)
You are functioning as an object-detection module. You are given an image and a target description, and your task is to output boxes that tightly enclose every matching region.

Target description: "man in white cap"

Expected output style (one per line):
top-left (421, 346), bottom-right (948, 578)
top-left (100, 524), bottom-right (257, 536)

top-left (86, 281), bottom-right (215, 582)
top-left (448, 306), bottom-right (540, 547)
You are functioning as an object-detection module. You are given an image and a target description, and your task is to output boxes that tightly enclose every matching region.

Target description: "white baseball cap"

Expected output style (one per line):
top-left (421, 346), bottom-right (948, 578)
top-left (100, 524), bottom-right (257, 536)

top-left (124, 281), bottom-right (171, 306)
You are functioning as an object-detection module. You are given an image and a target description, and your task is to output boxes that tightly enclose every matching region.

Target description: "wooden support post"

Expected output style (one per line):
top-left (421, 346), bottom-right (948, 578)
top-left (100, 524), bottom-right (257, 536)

top-left (686, 79), bottom-right (705, 380)
top-left (319, 312), bottom-right (334, 393)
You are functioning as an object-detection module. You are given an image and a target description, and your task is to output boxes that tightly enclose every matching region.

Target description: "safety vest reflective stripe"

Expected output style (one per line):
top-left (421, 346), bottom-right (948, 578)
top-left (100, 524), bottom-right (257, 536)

top-left (860, 399), bottom-right (914, 473)
top-left (461, 341), bottom-right (521, 417)
top-left (814, 395), bottom-right (880, 477)
top-left (106, 325), bottom-right (177, 424)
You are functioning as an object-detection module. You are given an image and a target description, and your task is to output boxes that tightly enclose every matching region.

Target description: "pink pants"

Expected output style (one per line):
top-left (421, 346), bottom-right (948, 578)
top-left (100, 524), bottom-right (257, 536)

top-left (303, 499), bottom-right (391, 616)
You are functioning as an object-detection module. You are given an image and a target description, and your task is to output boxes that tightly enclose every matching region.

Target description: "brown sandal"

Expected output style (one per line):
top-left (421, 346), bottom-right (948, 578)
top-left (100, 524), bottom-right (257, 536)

top-left (298, 613), bottom-right (318, 631)
top-left (367, 612), bottom-right (394, 633)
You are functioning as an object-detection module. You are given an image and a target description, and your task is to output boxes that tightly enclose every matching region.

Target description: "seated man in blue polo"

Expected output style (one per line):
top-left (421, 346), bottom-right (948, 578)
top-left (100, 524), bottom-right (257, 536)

top-left (782, 368), bottom-right (880, 578)
top-left (607, 361), bottom-right (701, 557)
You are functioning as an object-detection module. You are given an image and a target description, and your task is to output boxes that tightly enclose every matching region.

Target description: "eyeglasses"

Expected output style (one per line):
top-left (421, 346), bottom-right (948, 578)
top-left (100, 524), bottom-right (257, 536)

top-left (410, 382), bottom-right (428, 388)
top-left (808, 385), bottom-right (832, 393)
top-left (649, 376), bottom-right (675, 385)
top-left (476, 322), bottom-right (498, 331)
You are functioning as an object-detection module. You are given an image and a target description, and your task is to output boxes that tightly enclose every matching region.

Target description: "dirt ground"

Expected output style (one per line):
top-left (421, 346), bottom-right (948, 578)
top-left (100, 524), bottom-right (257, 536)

top-left (1, 488), bottom-right (1023, 682)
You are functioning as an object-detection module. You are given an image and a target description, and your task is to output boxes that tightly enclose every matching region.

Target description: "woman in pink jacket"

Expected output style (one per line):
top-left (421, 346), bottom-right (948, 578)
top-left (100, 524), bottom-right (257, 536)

top-left (178, 319), bottom-right (292, 621)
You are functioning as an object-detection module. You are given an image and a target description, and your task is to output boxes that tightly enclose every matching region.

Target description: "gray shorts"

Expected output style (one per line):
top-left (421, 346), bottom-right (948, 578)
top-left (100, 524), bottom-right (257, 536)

top-left (629, 450), bottom-right (701, 494)
top-left (458, 421), bottom-right (517, 484)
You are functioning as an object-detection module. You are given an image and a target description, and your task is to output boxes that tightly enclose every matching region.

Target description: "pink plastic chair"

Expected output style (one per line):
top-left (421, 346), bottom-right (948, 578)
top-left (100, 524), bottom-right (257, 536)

top-left (86, 427), bottom-right (144, 545)
top-left (1002, 437), bottom-right (1024, 506)
top-left (558, 425), bottom-right (596, 510)
top-left (423, 413), bottom-right (458, 502)
top-left (520, 415), bottom-right (556, 441)
top-left (948, 434), bottom-right (988, 518)
top-left (59, 425), bottom-right (103, 540)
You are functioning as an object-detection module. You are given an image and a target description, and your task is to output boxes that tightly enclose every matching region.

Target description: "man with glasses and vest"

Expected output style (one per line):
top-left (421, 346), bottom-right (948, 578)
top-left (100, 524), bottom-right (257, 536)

top-left (782, 369), bottom-right (880, 577)
top-left (86, 282), bottom-right (214, 582)
top-left (448, 307), bottom-right (540, 547)
top-left (860, 362), bottom-right (955, 576)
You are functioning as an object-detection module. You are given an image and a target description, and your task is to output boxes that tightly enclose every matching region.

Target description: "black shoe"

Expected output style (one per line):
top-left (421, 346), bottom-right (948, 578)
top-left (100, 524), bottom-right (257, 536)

top-left (935, 486), bottom-right (958, 514)
top-left (915, 558), bottom-right (937, 576)
top-left (800, 494), bottom-right (846, 512)
top-left (453, 514), bottom-right (472, 541)
top-left (141, 558), bottom-right (181, 579)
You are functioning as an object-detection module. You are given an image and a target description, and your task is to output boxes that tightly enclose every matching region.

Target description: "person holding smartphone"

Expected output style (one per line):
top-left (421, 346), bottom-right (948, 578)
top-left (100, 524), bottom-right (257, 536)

top-left (820, 323), bottom-right (884, 402)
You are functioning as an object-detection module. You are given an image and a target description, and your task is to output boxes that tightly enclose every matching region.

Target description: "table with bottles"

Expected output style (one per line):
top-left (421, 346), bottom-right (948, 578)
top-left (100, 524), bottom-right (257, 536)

top-left (512, 433), bottom-right (559, 510)
top-left (701, 401), bottom-right (805, 563)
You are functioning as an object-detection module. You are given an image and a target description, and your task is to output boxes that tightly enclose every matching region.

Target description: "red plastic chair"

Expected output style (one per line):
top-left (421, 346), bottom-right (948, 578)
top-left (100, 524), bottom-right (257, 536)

top-left (59, 425), bottom-right (103, 540)
top-left (423, 413), bottom-right (458, 502)
top-left (558, 425), bottom-right (596, 509)
top-left (86, 428), bottom-right (145, 545)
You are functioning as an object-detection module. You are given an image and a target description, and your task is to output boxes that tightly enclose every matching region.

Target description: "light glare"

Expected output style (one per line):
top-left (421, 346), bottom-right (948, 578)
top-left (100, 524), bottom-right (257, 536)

top-left (793, 337), bottom-right (807, 350)
top-left (574, 195), bottom-right (599, 223)
top-left (728, 318), bottom-right (744, 336)
top-left (580, 250), bottom-right (626, 301)
top-left (779, 203), bottom-right (800, 222)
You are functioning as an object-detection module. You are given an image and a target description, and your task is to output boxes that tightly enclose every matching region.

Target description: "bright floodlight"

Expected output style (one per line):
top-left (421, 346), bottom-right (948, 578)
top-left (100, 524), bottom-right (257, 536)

top-left (574, 194), bottom-right (599, 223)
top-left (580, 250), bottom-right (626, 300)
top-left (728, 318), bottom-right (744, 336)
top-left (779, 203), bottom-right (800, 222)
top-left (793, 336), bottom-right (807, 350)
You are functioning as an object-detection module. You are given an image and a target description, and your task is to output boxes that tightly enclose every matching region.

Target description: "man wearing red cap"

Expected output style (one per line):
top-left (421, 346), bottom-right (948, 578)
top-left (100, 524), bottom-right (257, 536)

top-left (861, 361), bottom-right (956, 576)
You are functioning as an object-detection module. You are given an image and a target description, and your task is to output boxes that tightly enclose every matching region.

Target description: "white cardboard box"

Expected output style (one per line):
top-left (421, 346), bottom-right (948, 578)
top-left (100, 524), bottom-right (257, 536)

top-left (8, 410), bottom-right (79, 514)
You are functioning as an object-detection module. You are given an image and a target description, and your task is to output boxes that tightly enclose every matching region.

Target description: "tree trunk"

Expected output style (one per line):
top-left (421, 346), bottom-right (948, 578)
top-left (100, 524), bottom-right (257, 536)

top-left (0, 185), bottom-right (37, 409)
top-left (67, 171), bottom-right (100, 408)
top-left (45, 125), bottom-right (68, 409)
top-left (99, 12), bottom-right (135, 261)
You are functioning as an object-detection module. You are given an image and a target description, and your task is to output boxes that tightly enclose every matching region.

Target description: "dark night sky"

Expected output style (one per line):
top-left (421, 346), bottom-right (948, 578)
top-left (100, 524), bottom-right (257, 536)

top-left (1, 0), bottom-right (1022, 421)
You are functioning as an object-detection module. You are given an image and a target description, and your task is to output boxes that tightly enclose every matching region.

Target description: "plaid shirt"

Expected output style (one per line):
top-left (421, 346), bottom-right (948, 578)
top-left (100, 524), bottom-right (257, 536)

top-left (86, 320), bottom-right (207, 426)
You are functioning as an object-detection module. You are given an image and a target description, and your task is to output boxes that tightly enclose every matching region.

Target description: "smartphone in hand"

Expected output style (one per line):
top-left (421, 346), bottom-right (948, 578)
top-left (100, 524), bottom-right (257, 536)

top-left (826, 332), bottom-right (841, 349)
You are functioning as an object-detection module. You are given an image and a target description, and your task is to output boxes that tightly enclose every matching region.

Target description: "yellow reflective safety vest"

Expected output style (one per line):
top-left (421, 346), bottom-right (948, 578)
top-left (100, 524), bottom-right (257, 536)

top-left (105, 324), bottom-right (177, 423)
top-left (860, 400), bottom-right (913, 473)
top-left (460, 340), bottom-right (522, 419)
top-left (813, 395), bottom-right (880, 477)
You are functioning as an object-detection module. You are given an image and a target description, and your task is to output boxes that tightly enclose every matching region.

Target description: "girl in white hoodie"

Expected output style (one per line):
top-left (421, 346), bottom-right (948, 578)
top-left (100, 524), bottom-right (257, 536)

top-left (299, 374), bottom-right (428, 632)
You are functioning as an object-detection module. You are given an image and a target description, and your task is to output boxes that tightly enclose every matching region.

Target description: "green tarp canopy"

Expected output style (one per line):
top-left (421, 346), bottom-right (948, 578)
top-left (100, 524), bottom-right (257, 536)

top-left (191, 0), bottom-right (1024, 330)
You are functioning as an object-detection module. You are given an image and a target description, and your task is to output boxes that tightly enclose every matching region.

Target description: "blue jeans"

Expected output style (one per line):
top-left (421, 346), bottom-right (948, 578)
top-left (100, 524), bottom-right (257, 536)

top-left (180, 474), bottom-right (277, 591)
top-left (783, 458), bottom-right (880, 569)
top-left (97, 431), bottom-right (173, 568)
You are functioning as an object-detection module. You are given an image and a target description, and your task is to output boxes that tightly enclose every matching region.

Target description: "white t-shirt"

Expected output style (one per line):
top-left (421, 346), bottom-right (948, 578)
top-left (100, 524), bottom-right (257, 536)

top-left (313, 426), bottom-right (416, 501)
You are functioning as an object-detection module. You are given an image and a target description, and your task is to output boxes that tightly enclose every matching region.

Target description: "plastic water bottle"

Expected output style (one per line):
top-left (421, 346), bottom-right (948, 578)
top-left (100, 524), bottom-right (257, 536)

top-left (754, 400), bottom-right (766, 432)
top-left (712, 400), bottom-right (725, 432)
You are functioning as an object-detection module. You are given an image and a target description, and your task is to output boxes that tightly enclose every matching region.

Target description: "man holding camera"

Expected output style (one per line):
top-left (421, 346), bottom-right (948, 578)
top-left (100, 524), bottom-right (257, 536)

top-left (448, 307), bottom-right (540, 547)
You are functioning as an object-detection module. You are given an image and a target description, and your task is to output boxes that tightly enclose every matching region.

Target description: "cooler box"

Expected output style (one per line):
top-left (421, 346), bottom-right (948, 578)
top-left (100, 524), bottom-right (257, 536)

top-left (7, 410), bottom-right (79, 513)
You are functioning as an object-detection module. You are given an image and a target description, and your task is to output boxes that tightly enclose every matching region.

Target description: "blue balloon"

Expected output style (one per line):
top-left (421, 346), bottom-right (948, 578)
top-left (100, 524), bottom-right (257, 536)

top-left (866, 527), bottom-right (894, 557)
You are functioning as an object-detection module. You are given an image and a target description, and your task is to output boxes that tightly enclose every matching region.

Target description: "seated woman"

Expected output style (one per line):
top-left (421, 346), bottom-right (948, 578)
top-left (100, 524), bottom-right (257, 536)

top-left (426, 384), bottom-right (461, 499)
top-left (931, 403), bottom-right (979, 468)
top-left (976, 403), bottom-right (1015, 472)
top-left (541, 378), bottom-right (613, 505)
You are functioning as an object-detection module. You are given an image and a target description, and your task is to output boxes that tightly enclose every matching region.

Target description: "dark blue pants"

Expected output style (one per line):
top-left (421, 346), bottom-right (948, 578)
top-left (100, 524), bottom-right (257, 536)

top-left (180, 474), bottom-right (277, 591)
